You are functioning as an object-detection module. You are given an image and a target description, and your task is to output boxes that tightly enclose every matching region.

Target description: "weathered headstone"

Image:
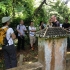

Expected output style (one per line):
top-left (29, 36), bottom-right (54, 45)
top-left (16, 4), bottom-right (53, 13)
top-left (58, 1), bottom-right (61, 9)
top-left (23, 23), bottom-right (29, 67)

top-left (18, 54), bottom-right (24, 66)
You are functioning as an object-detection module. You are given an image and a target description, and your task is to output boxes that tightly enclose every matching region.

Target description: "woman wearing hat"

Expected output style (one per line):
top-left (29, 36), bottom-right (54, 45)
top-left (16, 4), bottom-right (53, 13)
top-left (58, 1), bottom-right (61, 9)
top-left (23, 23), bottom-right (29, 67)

top-left (2, 16), bottom-right (17, 69)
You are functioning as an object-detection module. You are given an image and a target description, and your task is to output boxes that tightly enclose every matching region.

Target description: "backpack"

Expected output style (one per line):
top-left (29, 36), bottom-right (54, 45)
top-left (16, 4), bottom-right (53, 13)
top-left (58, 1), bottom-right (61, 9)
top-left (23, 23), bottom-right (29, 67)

top-left (0, 27), bottom-right (8, 46)
top-left (15, 25), bottom-right (20, 38)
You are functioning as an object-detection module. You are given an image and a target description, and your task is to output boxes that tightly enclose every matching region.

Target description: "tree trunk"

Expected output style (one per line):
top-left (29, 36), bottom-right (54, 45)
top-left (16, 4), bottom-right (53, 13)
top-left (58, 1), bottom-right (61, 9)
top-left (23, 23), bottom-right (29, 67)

top-left (12, 0), bottom-right (16, 19)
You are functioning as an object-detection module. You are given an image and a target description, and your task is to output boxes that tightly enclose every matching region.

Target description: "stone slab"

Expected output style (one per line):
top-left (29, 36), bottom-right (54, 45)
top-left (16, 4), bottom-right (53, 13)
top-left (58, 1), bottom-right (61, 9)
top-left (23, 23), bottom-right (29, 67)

top-left (7, 62), bottom-right (43, 70)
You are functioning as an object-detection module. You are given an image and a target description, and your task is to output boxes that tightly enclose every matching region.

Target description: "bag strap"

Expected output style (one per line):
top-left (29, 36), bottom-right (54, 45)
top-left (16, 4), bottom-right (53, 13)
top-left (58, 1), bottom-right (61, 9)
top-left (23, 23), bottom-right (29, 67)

top-left (6, 28), bottom-right (12, 46)
top-left (19, 25), bottom-right (20, 29)
top-left (6, 28), bottom-right (11, 41)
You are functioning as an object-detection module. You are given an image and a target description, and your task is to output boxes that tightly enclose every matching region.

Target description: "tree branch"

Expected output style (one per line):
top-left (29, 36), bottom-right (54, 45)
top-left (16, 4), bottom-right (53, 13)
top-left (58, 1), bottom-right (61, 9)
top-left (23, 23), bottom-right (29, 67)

top-left (34, 0), bottom-right (47, 16)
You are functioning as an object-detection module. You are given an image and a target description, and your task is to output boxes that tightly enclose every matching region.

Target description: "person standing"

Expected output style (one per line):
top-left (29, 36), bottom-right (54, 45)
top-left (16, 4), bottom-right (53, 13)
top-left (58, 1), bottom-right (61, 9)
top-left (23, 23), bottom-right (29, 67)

top-left (62, 17), bottom-right (70, 49)
top-left (62, 17), bottom-right (70, 30)
top-left (29, 21), bottom-right (36, 50)
top-left (47, 18), bottom-right (53, 27)
top-left (17, 20), bottom-right (27, 51)
top-left (51, 15), bottom-right (60, 27)
top-left (2, 16), bottom-right (17, 69)
top-left (39, 21), bottom-right (45, 30)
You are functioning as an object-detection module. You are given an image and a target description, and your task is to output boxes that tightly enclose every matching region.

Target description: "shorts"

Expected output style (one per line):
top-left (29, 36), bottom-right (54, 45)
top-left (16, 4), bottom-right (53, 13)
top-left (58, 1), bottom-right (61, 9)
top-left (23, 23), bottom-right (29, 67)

top-left (29, 36), bottom-right (36, 45)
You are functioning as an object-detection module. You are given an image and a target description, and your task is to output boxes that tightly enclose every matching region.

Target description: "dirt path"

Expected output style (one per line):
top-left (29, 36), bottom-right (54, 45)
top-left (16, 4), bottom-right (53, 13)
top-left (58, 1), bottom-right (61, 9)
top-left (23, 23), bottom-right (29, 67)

top-left (0, 47), bottom-right (70, 70)
top-left (17, 48), bottom-right (70, 70)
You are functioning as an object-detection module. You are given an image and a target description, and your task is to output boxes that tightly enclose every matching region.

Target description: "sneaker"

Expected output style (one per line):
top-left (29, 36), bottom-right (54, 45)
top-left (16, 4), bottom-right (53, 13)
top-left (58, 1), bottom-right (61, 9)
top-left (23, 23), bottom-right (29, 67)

top-left (31, 47), bottom-right (34, 50)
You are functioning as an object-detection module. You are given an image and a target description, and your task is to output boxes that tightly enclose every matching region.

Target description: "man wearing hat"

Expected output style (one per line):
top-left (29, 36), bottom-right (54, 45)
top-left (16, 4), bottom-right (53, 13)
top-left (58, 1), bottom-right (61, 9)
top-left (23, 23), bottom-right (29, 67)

top-left (2, 16), bottom-right (17, 69)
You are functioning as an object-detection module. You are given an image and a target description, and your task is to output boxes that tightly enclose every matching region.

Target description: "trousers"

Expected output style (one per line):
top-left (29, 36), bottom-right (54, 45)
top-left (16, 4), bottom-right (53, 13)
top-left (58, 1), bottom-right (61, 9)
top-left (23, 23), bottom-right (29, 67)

top-left (2, 44), bottom-right (17, 69)
top-left (17, 36), bottom-right (25, 50)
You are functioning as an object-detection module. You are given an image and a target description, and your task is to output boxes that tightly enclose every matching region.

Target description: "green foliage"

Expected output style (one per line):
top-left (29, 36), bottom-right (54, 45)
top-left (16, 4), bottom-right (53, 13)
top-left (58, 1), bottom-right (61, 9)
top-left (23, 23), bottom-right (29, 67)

top-left (10, 17), bottom-right (21, 29)
top-left (48, 0), bottom-right (70, 23)
top-left (0, 0), bottom-right (70, 27)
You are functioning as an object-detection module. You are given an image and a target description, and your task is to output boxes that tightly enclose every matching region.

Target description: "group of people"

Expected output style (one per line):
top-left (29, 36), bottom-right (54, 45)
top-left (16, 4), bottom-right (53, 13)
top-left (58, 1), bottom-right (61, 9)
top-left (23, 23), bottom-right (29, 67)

top-left (16, 20), bottom-right (36, 51)
top-left (39, 15), bottom-right (60, 29)
top-left (1, 15), bottom-right (70, 70)
top-left (48, 15), bottom-right (70, 29)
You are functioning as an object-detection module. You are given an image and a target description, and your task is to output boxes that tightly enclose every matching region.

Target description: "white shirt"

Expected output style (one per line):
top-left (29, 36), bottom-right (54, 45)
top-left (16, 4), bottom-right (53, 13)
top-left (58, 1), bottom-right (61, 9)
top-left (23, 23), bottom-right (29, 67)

top-left (29, 26), bottom-right (36, 36)
top-left (17, 24), bottom-right (27, 36)
top-left (2, 26), bottom-right (14, 45)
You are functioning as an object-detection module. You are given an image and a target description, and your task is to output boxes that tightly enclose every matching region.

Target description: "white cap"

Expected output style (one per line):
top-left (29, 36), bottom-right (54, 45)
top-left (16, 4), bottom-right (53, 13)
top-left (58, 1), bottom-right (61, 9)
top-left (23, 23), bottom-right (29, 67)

top-left (2, 16), bottom-right (10, 23)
